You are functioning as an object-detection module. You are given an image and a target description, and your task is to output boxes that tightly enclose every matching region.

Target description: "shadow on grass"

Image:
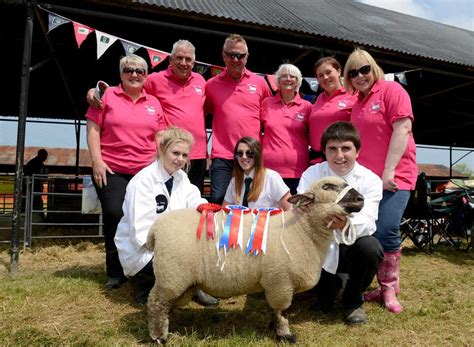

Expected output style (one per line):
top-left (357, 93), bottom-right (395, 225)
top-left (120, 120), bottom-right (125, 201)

top-left (53, 264), bottom-right (137, 306)
top-left (403, 243), bottom-right (474, 266)
top-left (120, 290), bottom-right (343, 344)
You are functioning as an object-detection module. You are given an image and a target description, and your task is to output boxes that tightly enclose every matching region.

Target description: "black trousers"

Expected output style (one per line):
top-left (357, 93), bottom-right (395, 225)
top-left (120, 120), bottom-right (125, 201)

top-left (188, 158), bottom-right (207, 195)
top-left (209, 158), bottom-right (234, 205)
top-left (315, 235), bottom-right (383, 310)
top-left (94, 172), bottom-right (133, 279)
top-left (283, 178), bottom-right (300, 196)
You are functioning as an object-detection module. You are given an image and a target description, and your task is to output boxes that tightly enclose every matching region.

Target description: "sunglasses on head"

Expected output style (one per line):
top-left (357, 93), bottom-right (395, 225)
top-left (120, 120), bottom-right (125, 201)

top-left (224, 51), bottom-right (247, 60)
top-left (122, 67), bottom-right (146, 76)
top-left (235, 150), bottom-right (255, 159)
top-left (348, 65), bottom-right (371, 79)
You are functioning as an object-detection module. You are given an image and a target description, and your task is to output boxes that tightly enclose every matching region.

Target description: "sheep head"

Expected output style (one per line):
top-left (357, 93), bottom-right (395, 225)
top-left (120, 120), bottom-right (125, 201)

top-left (288, 176), bottom-right (364, 217)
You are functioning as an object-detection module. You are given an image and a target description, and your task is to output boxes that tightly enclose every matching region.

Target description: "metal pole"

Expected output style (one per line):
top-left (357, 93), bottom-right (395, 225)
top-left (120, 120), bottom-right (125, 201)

top-left (11, 1), bottom-right (34, 275)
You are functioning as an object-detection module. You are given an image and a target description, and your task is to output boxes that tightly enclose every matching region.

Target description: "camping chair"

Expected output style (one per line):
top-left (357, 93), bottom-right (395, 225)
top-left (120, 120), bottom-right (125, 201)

top-left (400, 172), bottom-right (435, 252)
top-left (430, 187), bottom-right (473, 251)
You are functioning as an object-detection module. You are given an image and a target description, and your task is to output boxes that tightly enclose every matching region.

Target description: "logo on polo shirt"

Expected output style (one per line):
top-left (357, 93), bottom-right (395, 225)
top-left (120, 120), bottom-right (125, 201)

top-left (145, 105), bottom-right (156, 115)
top-left (370, 100), bottom-right (381, 113)
top-left (338, 100), bottom-right (348, 109)
top-left (295, 112), bottom-right (305, 121)
top-left (193, 85), bottom-right (203, 95)
top-left (247, 84), bottom-right (257, 94)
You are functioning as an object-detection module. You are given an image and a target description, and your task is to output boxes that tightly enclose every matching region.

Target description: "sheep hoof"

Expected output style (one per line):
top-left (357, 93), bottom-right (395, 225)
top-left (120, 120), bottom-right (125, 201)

top-left (277, 334), bottom-right (297, 344)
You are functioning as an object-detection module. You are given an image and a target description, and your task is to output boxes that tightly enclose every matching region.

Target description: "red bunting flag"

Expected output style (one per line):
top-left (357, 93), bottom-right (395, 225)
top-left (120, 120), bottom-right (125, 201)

top-left (210, 65), bottom-right (224, 77)
top-left (72, 22), bottom-right (94, 48)
top-left (266, 74), bottom-right (278, 92)
top-left (146, 48), bottom-right (169, 68)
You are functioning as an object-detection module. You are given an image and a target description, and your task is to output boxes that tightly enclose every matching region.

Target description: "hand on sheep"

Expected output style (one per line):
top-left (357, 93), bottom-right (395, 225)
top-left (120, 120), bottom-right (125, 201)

top-left (326, 214), bottom-right (347, 230)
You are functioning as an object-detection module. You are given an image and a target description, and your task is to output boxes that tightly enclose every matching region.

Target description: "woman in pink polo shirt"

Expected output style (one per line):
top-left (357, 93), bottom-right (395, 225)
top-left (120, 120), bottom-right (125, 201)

top-left (86, 54), bottom-right (165, 290)
top-left (344, 48), bottom-right (417, 314)
top-left (309, 57), bottom-right (357, 164)
top-left (262, 63), bottom-right (311, 194)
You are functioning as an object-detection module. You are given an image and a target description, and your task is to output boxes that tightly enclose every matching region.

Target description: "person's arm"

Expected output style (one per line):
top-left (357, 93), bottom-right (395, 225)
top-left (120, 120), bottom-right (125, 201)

top-left (348, 174), bottom-right (383, 239)
top-left (86, 119), bottom-right (114, 187)
top-left (86, 80), bottom-right (109, 109)
top-left (383, 117), bottom-right (412, 191)
top-left (278, 191), bottom-right (292, 211)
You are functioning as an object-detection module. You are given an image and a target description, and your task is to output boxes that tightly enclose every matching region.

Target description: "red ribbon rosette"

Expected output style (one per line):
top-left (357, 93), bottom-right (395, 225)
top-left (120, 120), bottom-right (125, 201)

top-left (196, 203), bottom-right (222, 240)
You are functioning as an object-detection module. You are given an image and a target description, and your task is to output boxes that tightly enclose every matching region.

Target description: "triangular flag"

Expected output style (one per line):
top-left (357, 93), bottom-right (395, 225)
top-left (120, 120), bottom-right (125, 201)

top-left (48, 13), bottom-right (69, 33)
top-left (194, 62), bottom-right (209, 76)
top-left (95, 30), bottom-right (118, 59)
top-left (303, 77), bottom-right (319, 92)
top-left (210, 65), bottom-right (224, 77)
top-left (72, 22), bottom-right (94, 48)
top-left (395, 72), bottom-right (408, 85)
top-left (266, 74), bottom-right (278, 92)
top-left (146, 48), bottom-right (168, 68)
top-left (121, 40), bottom-right (141, 55)
top-left (384, 73), bottom-right (395, 81)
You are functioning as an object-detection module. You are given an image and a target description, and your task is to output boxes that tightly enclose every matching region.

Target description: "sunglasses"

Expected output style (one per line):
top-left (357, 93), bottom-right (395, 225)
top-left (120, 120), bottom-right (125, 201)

top-left (348, 65), bottom-right (371, 79)
top-left (235, 150), bottom-right (255, 159)
top-left (224, 51), bottom-right (247, 60)
top-left (122, 67), bottom-right (146, 76)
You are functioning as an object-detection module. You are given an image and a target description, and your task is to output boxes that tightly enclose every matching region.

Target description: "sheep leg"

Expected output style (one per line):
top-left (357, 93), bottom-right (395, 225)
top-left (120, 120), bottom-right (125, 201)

top-left (147, 286), bottom-right (171, 345)
top-left (265, 288), bottom-right (296, 343)
top-left (270, 309), bottom-right (296, 343)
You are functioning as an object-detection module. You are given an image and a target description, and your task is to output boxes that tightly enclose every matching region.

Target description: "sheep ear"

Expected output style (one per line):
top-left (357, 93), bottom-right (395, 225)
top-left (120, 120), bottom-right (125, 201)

top-left (288, 192), bottom-right (316, 206)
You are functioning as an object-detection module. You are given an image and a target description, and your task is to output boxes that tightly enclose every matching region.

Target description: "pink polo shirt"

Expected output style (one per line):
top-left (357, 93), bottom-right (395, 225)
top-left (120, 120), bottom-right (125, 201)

top-left (144, 66), bottom-right (207, 160)
top-left (262, 93), bottom-right (311, 178)
top-left (350, 80), bottom-right (417, 190)
top-left (205, 68), bottom-right (272, 159)
top-left (86, 85), bottom-right (165, 175)
top-left (309, 87), bottom-right (356, 161)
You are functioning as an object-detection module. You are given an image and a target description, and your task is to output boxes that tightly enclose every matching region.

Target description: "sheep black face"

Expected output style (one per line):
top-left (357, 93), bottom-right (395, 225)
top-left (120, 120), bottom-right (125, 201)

top-left (288, 177), bottom-right (364, 214)
top-left (323, 182), bottom-right (364, 214)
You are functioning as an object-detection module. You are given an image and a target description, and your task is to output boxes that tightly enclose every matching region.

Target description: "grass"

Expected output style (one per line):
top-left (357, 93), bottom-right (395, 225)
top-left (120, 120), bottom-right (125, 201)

top-left (0, 240), bottom-right (473, 346)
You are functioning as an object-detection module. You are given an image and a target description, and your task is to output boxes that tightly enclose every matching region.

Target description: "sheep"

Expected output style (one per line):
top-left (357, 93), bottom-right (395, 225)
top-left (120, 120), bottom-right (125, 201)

top-left (146, 176), bottom-right (364, 344)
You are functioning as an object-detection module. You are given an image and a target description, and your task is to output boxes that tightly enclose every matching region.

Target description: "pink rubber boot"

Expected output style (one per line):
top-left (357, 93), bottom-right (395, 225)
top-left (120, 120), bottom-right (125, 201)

top-left (379, 249), bottom-right (403, 313)
top-left (364, 259), bottom-right (400, 302)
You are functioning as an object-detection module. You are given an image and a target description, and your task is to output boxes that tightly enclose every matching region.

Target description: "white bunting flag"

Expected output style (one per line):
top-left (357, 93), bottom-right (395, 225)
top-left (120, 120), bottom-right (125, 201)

top-left (95, 30), bottom-right (118, 59)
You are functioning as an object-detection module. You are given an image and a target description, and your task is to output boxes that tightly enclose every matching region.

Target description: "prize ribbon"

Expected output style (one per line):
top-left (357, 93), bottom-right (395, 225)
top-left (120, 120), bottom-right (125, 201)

top-left (220, 205), bottom-right (250, 250)
top-left (246, 207), bottom-right (282, 255)
top-left (196, 203), bottom-right (222, 240)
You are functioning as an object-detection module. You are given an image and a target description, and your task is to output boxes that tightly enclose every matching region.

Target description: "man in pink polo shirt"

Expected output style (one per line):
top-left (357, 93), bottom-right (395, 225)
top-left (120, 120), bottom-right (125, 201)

top-left (144, 40), bottom-right (207, 193)
top-left (86, 40), bottom-right (207, 193)
top-left (205, 34), bottom-right (272, 204)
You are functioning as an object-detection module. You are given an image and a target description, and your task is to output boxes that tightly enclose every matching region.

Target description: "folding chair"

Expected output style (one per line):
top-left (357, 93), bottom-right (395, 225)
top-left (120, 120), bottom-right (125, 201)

top-left (430, 187), bottom-right (473, 251)
top-left (400, 172), bottom-right (435, 252)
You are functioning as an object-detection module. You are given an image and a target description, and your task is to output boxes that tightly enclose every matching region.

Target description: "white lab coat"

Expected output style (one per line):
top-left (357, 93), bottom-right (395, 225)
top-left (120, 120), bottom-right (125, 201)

top-left (297, 162), bottom-right (382, 274)
top-left (115, 159), bottom-right (207, 276)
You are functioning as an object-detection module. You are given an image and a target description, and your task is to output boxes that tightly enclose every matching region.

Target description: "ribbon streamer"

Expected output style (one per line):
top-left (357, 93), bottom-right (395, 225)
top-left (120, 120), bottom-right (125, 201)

top-left (196, 203), bottom-right (222, 240)
top-left (247, 207), bottom-right (281, 255)
top-left (220, 205), bottom-right (250, 250)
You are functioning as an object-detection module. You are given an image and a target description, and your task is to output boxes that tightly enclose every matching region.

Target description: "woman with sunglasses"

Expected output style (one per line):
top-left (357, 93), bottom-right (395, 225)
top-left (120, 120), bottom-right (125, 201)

top-left (309, 57), bottom-right (357, 164)
top-left (261, 63), bottom-right (311, 195)
top-left (86, 54), bottom-right (165, 290)
top-left (223, 137), bottom-right (292, 211)
top-left (344, 48), bottom-right (417, 314)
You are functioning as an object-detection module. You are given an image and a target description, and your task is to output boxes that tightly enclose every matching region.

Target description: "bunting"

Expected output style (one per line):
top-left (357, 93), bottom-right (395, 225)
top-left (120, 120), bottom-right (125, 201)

top-left (47, 13), bottom-right (69, 33)
top-left (146, 48), bottom-right (169, 68)
top-left (72, 22), bottom-right (94, 48)
top-left (41, 7), bottom-right (412, 91)
top-left (95, 31), bottom-right (118, 59)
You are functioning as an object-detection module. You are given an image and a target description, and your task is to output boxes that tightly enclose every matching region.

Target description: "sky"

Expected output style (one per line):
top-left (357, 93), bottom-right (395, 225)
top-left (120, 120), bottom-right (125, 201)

top-left (1, 0), bottom-right (473, 168)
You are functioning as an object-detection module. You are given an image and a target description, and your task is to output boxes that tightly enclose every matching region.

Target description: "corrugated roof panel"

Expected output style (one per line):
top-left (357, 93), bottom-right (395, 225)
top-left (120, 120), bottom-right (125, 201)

top-left (133, 0), bottom-right (474, 66)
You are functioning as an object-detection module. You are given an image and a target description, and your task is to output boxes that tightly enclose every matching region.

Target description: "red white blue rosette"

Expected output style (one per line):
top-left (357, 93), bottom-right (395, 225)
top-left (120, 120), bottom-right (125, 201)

top-left (246, 207), bottom-right (282, 255)
top-left (219, 205), bottom-right (251, 250)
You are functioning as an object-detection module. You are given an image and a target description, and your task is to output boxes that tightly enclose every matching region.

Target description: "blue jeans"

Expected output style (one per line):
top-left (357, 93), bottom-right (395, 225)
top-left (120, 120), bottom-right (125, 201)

top-left (210, 158), bottom-right (234, 204)
top-left (375, 190), bottom-right (411, 251)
